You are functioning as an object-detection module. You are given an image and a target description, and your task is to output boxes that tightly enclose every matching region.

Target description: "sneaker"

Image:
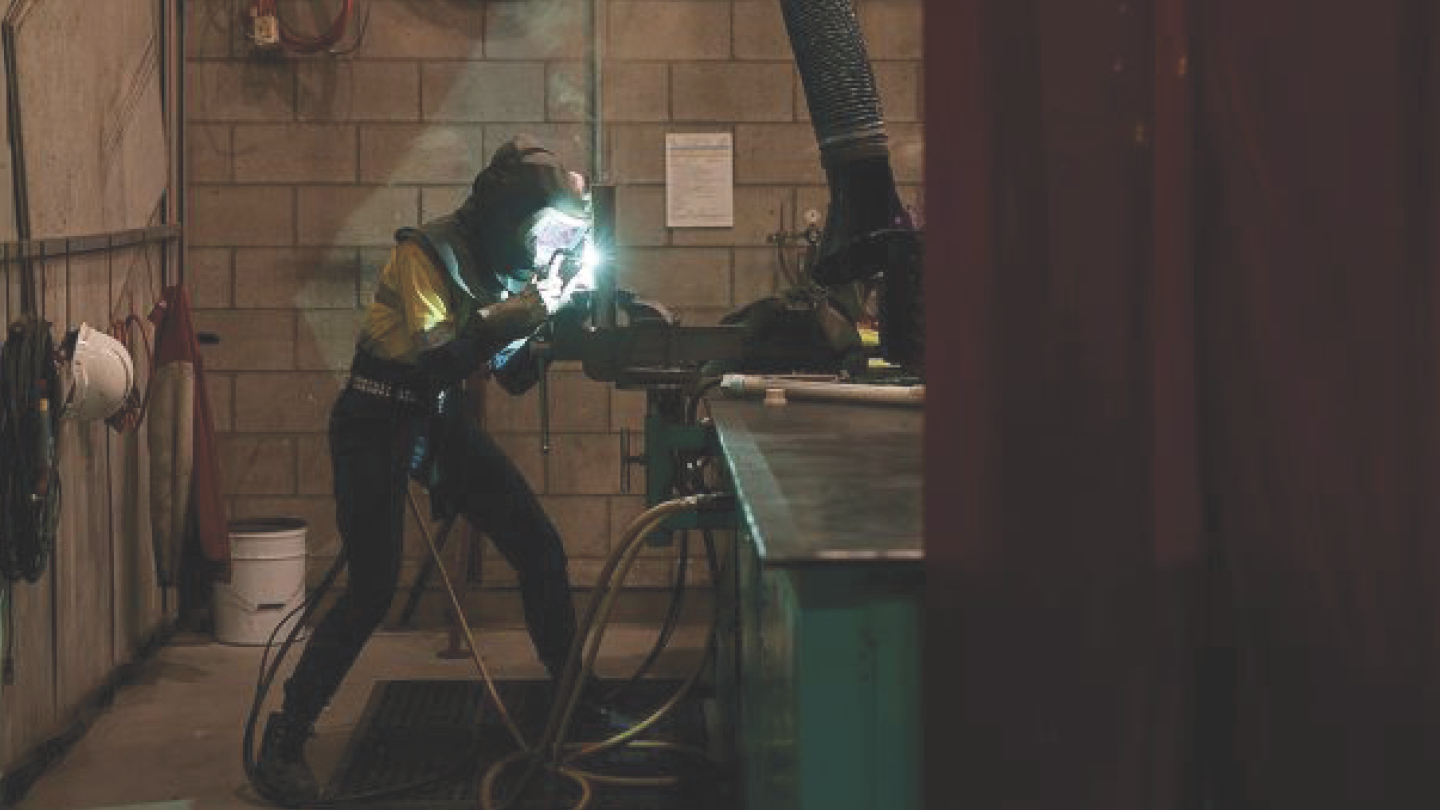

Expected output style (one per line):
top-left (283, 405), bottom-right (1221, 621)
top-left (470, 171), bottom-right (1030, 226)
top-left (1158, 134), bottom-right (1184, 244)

top-left (255, 711), bottom-right (320, 807)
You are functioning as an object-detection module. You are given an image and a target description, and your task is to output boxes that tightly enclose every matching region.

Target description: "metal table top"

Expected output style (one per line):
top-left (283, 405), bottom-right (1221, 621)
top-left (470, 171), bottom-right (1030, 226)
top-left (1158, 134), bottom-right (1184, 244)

top-left (709, 398), bottom-right (923, 566)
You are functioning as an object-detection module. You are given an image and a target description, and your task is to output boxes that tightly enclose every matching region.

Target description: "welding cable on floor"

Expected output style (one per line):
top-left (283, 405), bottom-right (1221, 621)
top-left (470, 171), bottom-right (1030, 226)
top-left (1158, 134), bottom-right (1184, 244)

top-left (240, 494), bottom-right (495, 807)
top-left (604, 379), bottom-right (723, 703)
top-left (0, 317), bottom-right (62, 584)
top-left (475, 493), bottom-right (734, 810)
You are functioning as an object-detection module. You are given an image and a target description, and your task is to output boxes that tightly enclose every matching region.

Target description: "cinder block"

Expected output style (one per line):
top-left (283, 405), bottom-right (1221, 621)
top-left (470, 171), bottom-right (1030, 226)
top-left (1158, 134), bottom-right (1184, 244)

top-left (604, 63), bottom-right (669, 123)
top-left (609, 2), bottom-right (730, 60)
top-left (188, 186), bottom-right (294, 247)
top-left (795, 185), bottom-right (832, 228)
top-left (346, 1), bottom-right (486, 59)
top-left (204, 372), bottom-right (235, 432)
top-left (615, 185), bottom-right (667, 247)
top-left (491, 433), bottom-right (547, 495)
top-left (890, 121), bottom-right (924, 183)
top-left (296, 309), bottom-right (364, 371)
top-left (186, 0), bottom-right (236, 57)
top-left (672, 63), bottom-right (793, 122)
top-left (733, 124), bottom-right (824, 183)
top-left (875, 61), bottom-right (922, 122)
top-left (234, 371), bottom-right (345, 433)
top-left (484, 124), bottom-right (591, 176)
top-left (187, 124), bottom-right (232, 182)
top-left (605, 124), bottom-right (671, 183)
top-left (234, 124), bottom-right (358, 182)
top-left (421, 186), bottom-right (470, 222)
top-left (858, 0), bottom-right (924, 60)
top-left (187, 61), bottom-right (294, 122)
top-left (734, 1), bottom-right (792, 60)
top-left (671, 186), bottom-right (794, 247)
top-left (219, 434), bottom-right (297, 496)
top-left (899, 183), bottom-right (925, 222)
top-left (483, 377), bottom-right (542, 433)
top-left (360, 124), bottom-right (486, 184)
top-left (548, 371), bottom-right (610, 432)
top-left (569, 557), bottom-right (677, 589)
top-left (232, 495), bottom-right (340, 556)
top-left (611, 247), bottom-right (731, 307)
top-left (733, 247), bottom-right (785, 303)
top-left (485, 0), bottom-right (587, 59)
top-left (422, 63), bottom-right (547, 122)
top-left (547, 433), bottom-right (621, 495)
top-left (192, 309), bottom-right (295, 370)
top-left (547, 62), bottom-right (589, 123)
top-left (538, 496), bottom-right (610, 558)
top-left (795, 61), bottom-right (921, 123)
top-left (296, 433), bottom-right (333, 496)
top-left (297, 186), bottom-right (420, 247)
top-left (185, 248), bottom-right (234, 308)
top-left (610, 388), bottom-right (646, 433)
top-left (235, 248), bottom-right (360, 309)
top-left (608, 495), bottom-right (649, 547)
top-left (299, 61), bottom-right (422, 122)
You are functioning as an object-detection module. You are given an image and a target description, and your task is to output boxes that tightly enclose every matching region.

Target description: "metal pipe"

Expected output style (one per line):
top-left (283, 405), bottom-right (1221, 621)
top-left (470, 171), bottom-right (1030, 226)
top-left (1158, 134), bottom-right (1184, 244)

top-left (586, 0), bottom-right (605, 183)
top-left (720, 373), bottom-right (924, 407)
top-left (590, 183), bottom-right (617, 330)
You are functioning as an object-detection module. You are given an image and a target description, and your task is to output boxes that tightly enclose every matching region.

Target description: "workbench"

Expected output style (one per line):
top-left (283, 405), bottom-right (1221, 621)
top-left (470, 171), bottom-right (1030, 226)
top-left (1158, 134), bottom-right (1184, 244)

top-left (708, 397), bottom-right (922, 810)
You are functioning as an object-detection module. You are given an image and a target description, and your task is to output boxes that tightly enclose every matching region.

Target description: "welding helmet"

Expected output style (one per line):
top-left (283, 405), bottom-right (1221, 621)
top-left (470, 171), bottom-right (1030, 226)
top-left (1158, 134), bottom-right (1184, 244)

top-left (59, 323), bottom-right (135, 421)
top-left (454, 135), bottom-right (590, 296)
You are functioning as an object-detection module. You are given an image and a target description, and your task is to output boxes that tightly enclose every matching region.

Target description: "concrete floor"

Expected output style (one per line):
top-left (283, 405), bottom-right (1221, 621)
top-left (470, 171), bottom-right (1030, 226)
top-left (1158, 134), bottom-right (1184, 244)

top-left (15, 624), bottom-right (710, 810)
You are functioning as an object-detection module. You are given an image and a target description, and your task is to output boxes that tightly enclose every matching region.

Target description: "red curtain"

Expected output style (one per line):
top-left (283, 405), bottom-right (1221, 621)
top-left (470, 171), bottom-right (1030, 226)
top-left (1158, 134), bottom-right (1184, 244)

top-left (925, 0), bottom-right (1440, 807)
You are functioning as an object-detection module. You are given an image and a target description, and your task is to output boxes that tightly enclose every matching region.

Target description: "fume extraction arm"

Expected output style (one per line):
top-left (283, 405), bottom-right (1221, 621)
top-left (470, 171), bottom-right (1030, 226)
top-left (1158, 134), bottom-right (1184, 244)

top-left (779, 0), bottom-right (924, 371)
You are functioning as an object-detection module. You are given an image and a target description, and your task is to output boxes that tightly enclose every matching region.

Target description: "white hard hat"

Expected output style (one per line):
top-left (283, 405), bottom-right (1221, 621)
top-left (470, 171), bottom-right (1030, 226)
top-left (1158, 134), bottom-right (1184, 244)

top-left (62, 323), bottom-right (135, 421)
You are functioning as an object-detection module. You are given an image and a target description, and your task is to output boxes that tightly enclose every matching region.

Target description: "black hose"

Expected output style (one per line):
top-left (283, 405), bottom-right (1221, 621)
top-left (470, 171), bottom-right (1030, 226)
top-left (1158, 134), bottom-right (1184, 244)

top-left (0, 318), bottom-right (61, 583)
top-left (779, 0), bottom-right (911, 287)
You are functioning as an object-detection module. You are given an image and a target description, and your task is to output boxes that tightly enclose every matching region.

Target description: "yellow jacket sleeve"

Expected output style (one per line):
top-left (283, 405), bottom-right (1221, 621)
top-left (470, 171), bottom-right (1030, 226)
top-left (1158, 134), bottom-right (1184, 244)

top-left (359, 241), bottom-right (459, 363)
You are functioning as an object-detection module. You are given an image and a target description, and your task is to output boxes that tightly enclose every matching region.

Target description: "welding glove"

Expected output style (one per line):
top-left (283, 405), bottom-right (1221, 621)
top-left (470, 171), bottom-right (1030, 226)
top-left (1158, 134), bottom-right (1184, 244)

top-left (417, 285), bottom-right (548, 386)
top-left (478, 284), bottom-right (549, 339)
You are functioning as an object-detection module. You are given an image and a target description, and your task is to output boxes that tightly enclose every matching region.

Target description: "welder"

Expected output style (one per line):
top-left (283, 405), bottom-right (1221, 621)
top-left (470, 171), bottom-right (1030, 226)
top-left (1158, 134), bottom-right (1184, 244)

top-left (254, 135), bottom-right (604, 806)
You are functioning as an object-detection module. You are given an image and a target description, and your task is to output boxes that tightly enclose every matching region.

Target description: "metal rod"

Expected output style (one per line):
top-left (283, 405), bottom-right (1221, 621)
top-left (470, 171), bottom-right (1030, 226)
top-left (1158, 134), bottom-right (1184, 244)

top-left (0, 224), bottom-right (182, 264)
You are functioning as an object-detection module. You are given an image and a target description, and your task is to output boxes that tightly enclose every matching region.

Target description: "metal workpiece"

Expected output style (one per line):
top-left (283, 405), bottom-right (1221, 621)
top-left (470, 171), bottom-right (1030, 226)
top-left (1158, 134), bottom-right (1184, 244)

top-left (709, 398), bottom-right (922, 565)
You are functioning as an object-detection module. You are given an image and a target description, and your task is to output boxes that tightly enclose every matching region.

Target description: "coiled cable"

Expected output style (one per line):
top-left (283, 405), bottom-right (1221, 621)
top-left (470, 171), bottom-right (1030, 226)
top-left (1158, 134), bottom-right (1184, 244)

top-left (0, 317), bottom-right (61, 584)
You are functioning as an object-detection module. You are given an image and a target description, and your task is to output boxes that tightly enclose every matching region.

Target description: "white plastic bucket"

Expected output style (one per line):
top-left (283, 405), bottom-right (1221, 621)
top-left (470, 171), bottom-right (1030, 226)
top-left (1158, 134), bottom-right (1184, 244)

top-left (214, 518), bottom-right (309, 646)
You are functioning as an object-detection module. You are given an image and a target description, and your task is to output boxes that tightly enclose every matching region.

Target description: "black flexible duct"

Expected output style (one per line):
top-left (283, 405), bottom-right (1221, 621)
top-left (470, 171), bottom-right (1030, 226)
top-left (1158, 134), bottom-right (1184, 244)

top-left (779, 0), bottom-right (910, 287)
top-left (779, 0), bottom-right (924, 371)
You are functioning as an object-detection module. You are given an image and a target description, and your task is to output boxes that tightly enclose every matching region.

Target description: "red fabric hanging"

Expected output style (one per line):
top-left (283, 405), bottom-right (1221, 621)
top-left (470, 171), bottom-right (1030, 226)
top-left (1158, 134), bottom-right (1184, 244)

top-left (1192, 1), bottom-right (1438, 805)
top-left (928, 0), bottom-right (1440, 807)
top-left (927, 1), bottom-right (1201, 807)
top-left (149, 284), bottom-right (230, 580)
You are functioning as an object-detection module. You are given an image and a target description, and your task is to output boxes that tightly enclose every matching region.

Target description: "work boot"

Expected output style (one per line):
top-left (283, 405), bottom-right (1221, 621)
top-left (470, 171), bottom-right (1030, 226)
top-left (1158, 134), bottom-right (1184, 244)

top-left (255, 711), bottom-right (320, 807)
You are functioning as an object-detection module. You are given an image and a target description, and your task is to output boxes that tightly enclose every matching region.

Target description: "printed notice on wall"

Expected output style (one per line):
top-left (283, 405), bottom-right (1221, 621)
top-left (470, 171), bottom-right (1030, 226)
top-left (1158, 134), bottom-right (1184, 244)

top-left (665, 133), bottom-right (734, 228)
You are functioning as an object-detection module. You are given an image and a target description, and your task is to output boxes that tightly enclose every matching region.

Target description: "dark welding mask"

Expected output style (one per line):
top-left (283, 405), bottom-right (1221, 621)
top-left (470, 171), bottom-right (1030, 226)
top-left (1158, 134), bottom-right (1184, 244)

top-left (455, 136), bottom-right (590, 298)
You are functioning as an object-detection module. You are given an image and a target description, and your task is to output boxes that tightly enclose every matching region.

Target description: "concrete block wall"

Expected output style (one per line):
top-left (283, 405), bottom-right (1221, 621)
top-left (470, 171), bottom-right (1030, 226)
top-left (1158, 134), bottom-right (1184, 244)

top-left (184, 0), bottom-right (923, 621)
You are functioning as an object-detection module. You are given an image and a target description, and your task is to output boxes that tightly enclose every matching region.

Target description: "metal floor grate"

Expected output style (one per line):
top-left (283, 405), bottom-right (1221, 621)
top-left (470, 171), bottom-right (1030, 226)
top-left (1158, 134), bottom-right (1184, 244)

top-left (325, 679), bottom-right (731, 810)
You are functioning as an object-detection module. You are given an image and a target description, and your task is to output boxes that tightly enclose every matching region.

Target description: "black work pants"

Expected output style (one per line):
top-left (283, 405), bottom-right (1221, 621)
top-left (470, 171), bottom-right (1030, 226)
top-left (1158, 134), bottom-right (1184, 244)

top-left (280, 386), bottom-right (578, 724)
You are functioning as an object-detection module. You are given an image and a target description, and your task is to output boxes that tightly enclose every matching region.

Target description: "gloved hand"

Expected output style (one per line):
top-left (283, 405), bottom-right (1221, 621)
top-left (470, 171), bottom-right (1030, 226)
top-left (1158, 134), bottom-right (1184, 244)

top-left (475, 284), bottom-right (547, 343)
